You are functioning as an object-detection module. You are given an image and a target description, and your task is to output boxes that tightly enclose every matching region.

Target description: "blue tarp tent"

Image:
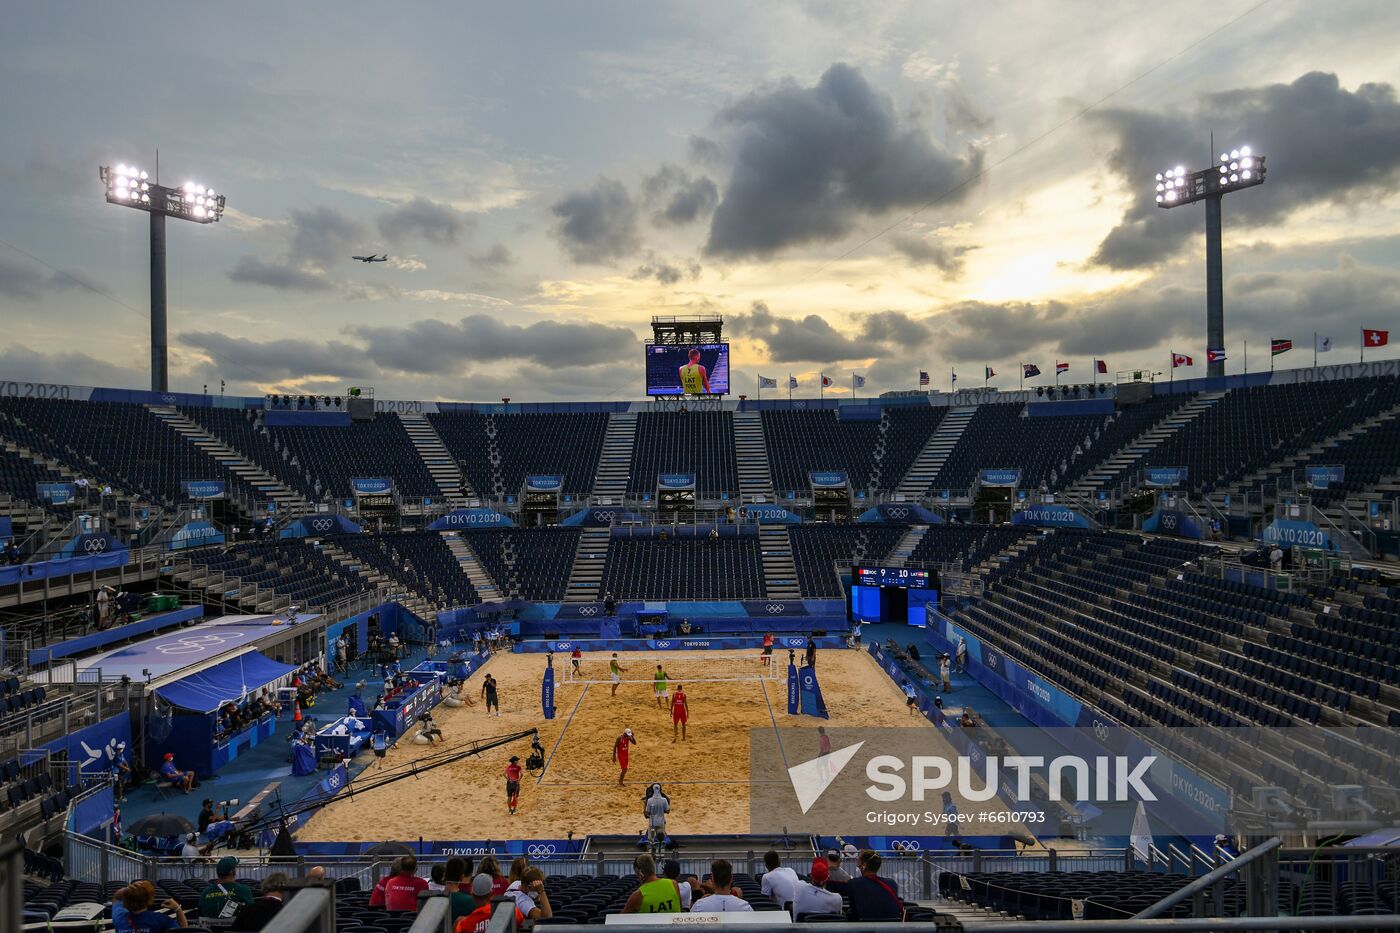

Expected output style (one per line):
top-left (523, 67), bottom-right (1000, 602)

top-left (154, 650), bottom-right (297, 713)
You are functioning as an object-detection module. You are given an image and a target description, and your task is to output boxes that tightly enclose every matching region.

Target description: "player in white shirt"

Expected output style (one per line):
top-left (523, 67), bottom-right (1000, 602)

top-left (759, 850), bottom-right (800, 910)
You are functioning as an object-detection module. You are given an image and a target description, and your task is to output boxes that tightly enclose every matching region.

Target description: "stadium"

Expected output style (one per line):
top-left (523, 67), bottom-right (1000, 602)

top-left (5, 5), bottom-right (1400, 933)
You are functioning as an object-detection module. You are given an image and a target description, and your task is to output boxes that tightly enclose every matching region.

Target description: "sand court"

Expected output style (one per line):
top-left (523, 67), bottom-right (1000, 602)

top-left (296, 647), bottom-right (1007, 843)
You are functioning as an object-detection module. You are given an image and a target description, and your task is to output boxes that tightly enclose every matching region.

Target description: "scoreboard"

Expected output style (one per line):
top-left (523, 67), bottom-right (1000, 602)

top-left (853, 565), bottom-right (933, 588)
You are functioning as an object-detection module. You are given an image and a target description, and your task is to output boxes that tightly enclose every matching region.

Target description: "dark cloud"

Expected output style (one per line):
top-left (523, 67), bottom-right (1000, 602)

top-left (0, 257), bottom-right (108, 300)
top-left (704, 63), bottom-right (984, 258)
top-left (473, 243), bottom-right (515, 268)
top-left (549, 176), bottom-right (640, 264)
top-left (377, 197), bottom-right (471, 245)
top-left (729, 301), bottom-right (933, 364)
top-left (228, 205), bottom-right (367, 291)
top-left (889, 232), bottom-right (975, 277)
top-left (631, 252), bottom-right (701, 285)
top-left (180, 331), bottom-right (366, 381)
top-left (641, 164), bottom-right (719, 226)
top-left (0, 345), bottom-right (144, 387)
top-left (1092, 72), bottom-right (1400, 269)
top-left (227, 255), bottom-right (333, 292)
top-left (348, 314), bottom-right (639, 374)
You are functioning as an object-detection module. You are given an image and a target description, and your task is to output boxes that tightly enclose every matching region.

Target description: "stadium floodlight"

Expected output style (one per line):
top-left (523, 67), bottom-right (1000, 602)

top-left (100, 162), bottom-right (227, 392)
top-left (1152, 146), bottom-right (1266, 377)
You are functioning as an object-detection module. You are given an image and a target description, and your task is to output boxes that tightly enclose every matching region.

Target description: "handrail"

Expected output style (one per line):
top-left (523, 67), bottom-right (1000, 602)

top-left (1133, 837), bottom-right (1282, 919)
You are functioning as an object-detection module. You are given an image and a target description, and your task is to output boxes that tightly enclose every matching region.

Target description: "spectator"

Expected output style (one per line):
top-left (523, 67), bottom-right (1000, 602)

top-left (759, 850), bottom-right (800, 912)
top-left (846, 853), bottom-right (903, 920)
top-left (1269, 545), bottom-right (1284, 571)
top-left (903, 680), bottom-right (918, 715)
top-left (113, 880), bottom-right (188, 932)
top-left (307, 866), bottom-right (327, 883)
top-left (198, 856), bottom-right (253, 922)
top-left (506, 856), bottom-right (529, 887)
top-left (443, 857), bottom-right (475, 923)
top-left (942, 791), bottom-right (961, 839)
top-left (691, 859), bottom-right (752, 913)
top-left (454, 874), bottom-right (524, 933)
top-left (180, 833), bottom-right (201, 863)
top-left (939, 653), bottom-right (952, 692)
top-left (955, 638), bottom-right (968, 673)
top-left (662, 859), bottom-right (693, 910)
top-left (231, 873), bottom-right (290, 931)
top-left (428, 864), bottom-right (447, 892)
top-left (623, 853), bottom-right (681, 914)
top-left (476, 854), bottom-right (509, 896)
top-left (793, 859), bottom-right (843, 918)
top-left (505, 866), bottom-right (552, 921)
top-left (159, 752), bottom-right (195, 793)
top-left (110, 742), bottom-right (131, 801)
top-left (960, 708), bottom-right (977, 728)
top-left (825, 850), bottom-right (852, 883)
top-left (369, 854), bottom-right (428, 911)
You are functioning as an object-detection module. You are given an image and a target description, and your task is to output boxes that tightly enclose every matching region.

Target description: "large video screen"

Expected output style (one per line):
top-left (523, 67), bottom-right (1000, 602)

top-left (645, 343), bottom-right (730, 396)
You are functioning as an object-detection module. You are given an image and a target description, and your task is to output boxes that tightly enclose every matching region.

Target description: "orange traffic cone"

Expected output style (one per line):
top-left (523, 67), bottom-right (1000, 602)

top-left (293, 699), bottom-right (302, 722)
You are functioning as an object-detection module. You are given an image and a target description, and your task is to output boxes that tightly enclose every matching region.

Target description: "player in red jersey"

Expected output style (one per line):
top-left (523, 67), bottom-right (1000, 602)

top-left (761, 631), bottom-right (774, 667)
top-left (613, 728), bottom-right (636, 785)
top-left (570, 647), bottom-right (582, 678)
top-left (671, 685), bottom-right (688, 743)
top-left (504, 755), bottom-right (523, 814)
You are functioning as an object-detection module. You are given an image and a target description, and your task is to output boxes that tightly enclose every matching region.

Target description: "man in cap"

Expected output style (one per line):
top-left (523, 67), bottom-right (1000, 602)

top-left (109, 741), bottom-right (131, 801)
top-left (454, 873), bottom-right (525, 933)
top-left (505, 755), bottom-right (523, 814)
top-left (613, 727), bottom-right (637, 785)
top-left (159, 751), bottom-right (195, 793)
top-left (199, 855), bottom-right (254, 922)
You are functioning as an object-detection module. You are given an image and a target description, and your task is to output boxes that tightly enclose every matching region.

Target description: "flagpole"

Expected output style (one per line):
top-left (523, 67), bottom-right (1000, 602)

top-left (1169, 352), bottom-right (1173, 385)
top-left (1360, 326), bottom-right (1365, 363)
top-left (1244, 340), bottom-right (1248, 375)
top-left (757, 376), bottom-right (761, 402)
top-left (1313, 332), bottom-right (1317, 369)
top-left (1019, 363), bottom-right (1024, 391)
top-left (851, 372), bottom-right (856, 399)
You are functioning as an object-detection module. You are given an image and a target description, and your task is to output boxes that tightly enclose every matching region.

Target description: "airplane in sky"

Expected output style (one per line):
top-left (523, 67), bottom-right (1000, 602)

top-left (351, 254), bottom-right (388, 263)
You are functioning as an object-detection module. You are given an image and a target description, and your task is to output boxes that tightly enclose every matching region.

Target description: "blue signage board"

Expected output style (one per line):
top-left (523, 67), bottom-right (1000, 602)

top-left (351, 477), bottom-right (393, 495)
top-left (1145, 467), bottom-right (1188, 487)
top-left (1262, 519), bottom-right (1336, 552)
top-left (657, 473), bottom-right (697, 489)
top-left (428, 508), bottom-right (515, 529)
top-left (739, 504), bottom-right (801, 524)
top-left (808, 471), bottom-right (849, 487)
top-left (525, 475), bottom-right (563, 491)
top-left (1010, 504), bottom-right (1093, 529)
top-left (169, 520), bottom-right (225, 550)
top-left (1305, 465), bottom-right (1344, 490)
top-left (36, 482), bottom-right (77, 504)
top-left (180, 480), bottom-right (226, 500)
top-left (978, 469), bottom-right (1021, 487)
top-left (1141, 509), bottom-right (1204, 539)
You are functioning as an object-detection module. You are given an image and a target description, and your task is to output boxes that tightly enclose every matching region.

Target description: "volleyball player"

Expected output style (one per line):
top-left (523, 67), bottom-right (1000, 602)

top-left (678, 348), bottom-right (711, 395)
top-left (610, 654), bottom-right (625, 697)
top-left (614, 728), bottom-right (637, 785)
top-left (653, 664), bottom-right (669, 709)
top-left (481, 674), bottom-right (500, 716)
top-left (671, 684), bottom-right (688, 743)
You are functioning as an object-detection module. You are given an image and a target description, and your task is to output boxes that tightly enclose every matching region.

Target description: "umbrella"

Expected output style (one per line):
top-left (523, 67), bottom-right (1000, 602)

top-left (128, 814), bottom-right (195, 837)
top-left (364, 841), bottom-right (414, 857)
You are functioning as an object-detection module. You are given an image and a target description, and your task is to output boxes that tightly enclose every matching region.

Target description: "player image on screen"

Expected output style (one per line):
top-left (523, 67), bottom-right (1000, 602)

top-left (645, 344), bottom-right (730, 396)
top-left (678, 348), bottom-right (711, 395)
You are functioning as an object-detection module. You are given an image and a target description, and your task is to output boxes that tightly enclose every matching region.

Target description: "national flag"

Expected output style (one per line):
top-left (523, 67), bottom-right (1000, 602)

top-left (1207, 347), bottom-right (1227, 364)
top-left (918, 370), bottom-right (930, 386)
top-left (1022, 363), bottom-right (1041, 378)
top-left (758, 375), bottom-right (778, 389)
top-left (1172, 352), bottom-right (1193, 368)
top-left (853, 374), bottom-right (866, 388)
top-left (1363, 328), bottom-right (1390, 347)
top-left (789, 374), bottom-right (798, 389)
top-left (1055, 361), bottom-right (1069, 374)
top-left (1094, 359), bottom-right (1108, 374)
top-left (1315, 334), bottom-right (1332, 353)
top-left (985, 366), bottom-right (996, 380)
top-left (1270, 338), bottom-right (1292, 356)
top-left (820, 374), bottom-right (832, 388)
top-left (950, 370), bottom-right (957, 384)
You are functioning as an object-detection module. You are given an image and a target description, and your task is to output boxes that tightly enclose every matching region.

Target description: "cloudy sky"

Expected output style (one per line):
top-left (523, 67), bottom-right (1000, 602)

top-left (3, 1), bottom-right (1399, 402)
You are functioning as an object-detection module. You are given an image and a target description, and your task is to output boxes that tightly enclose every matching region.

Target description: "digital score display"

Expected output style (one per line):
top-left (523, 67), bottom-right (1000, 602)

top-left (854, 565), bottom-right (932, 588)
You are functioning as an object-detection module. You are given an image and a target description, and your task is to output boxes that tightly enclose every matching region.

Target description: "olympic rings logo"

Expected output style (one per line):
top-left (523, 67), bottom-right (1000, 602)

top-left (83, 539), bottom-right (108, 553)
top-left (655, 641), bottom-right (671, 648)
top-left (162, 395), bottom-right (176, 404)
top-left (888, 507), bottom-right (909, 519)
top-left (784, 638), bottom-right (805, 647)
top-left (157, 632), bottom-right (243, 655)
top-left (1162, 513), bottom-right (1178, 530)
top-left (765, 604), bottom-right (786, 613)
top-left (579, 606), bottom-right (597, 616)
top-left (555, 642), bottom-right (572, 650)
top-left (890, 840), bottom-right (922, 851)
top-left (312, 519), bottom-right (333, 532)
top-left (594, 511), bottom-right (615, 522)
top-left (526, 844), bottom-right (558, 857)
top-left (1092, 720), bottom-right (1110, 742)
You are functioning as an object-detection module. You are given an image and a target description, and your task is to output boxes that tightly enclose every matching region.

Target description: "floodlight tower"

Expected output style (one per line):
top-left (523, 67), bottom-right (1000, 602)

top-left (100, 162), bottom-right (226, 392)
top-left (1154, 146), bottom-right (1265, 377)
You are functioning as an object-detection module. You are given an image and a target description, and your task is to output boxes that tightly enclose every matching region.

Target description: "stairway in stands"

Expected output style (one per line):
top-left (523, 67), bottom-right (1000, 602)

top-left (318, 540), bottom-right (433, 617)
top-left (592, 412), bottom-right (637, 502)
top-left (732, 410), bottom-right (775, 501)
top-left (563, 527), bottom-right (610, 602)
top-left (399, 412), bottom-right (471, 506)
top-left (439, 531), bottom-right (503, 601)
top-left (147, 404), bottom-right (313, 514)
top-left (886, 525), bottom-right (930, 565)
top-left (759, 526), bottom-right (802, 599)
top-left (1059, 391), bottom-right (1225, 504)
top-left (896, 406), bottom-right (976, 498)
